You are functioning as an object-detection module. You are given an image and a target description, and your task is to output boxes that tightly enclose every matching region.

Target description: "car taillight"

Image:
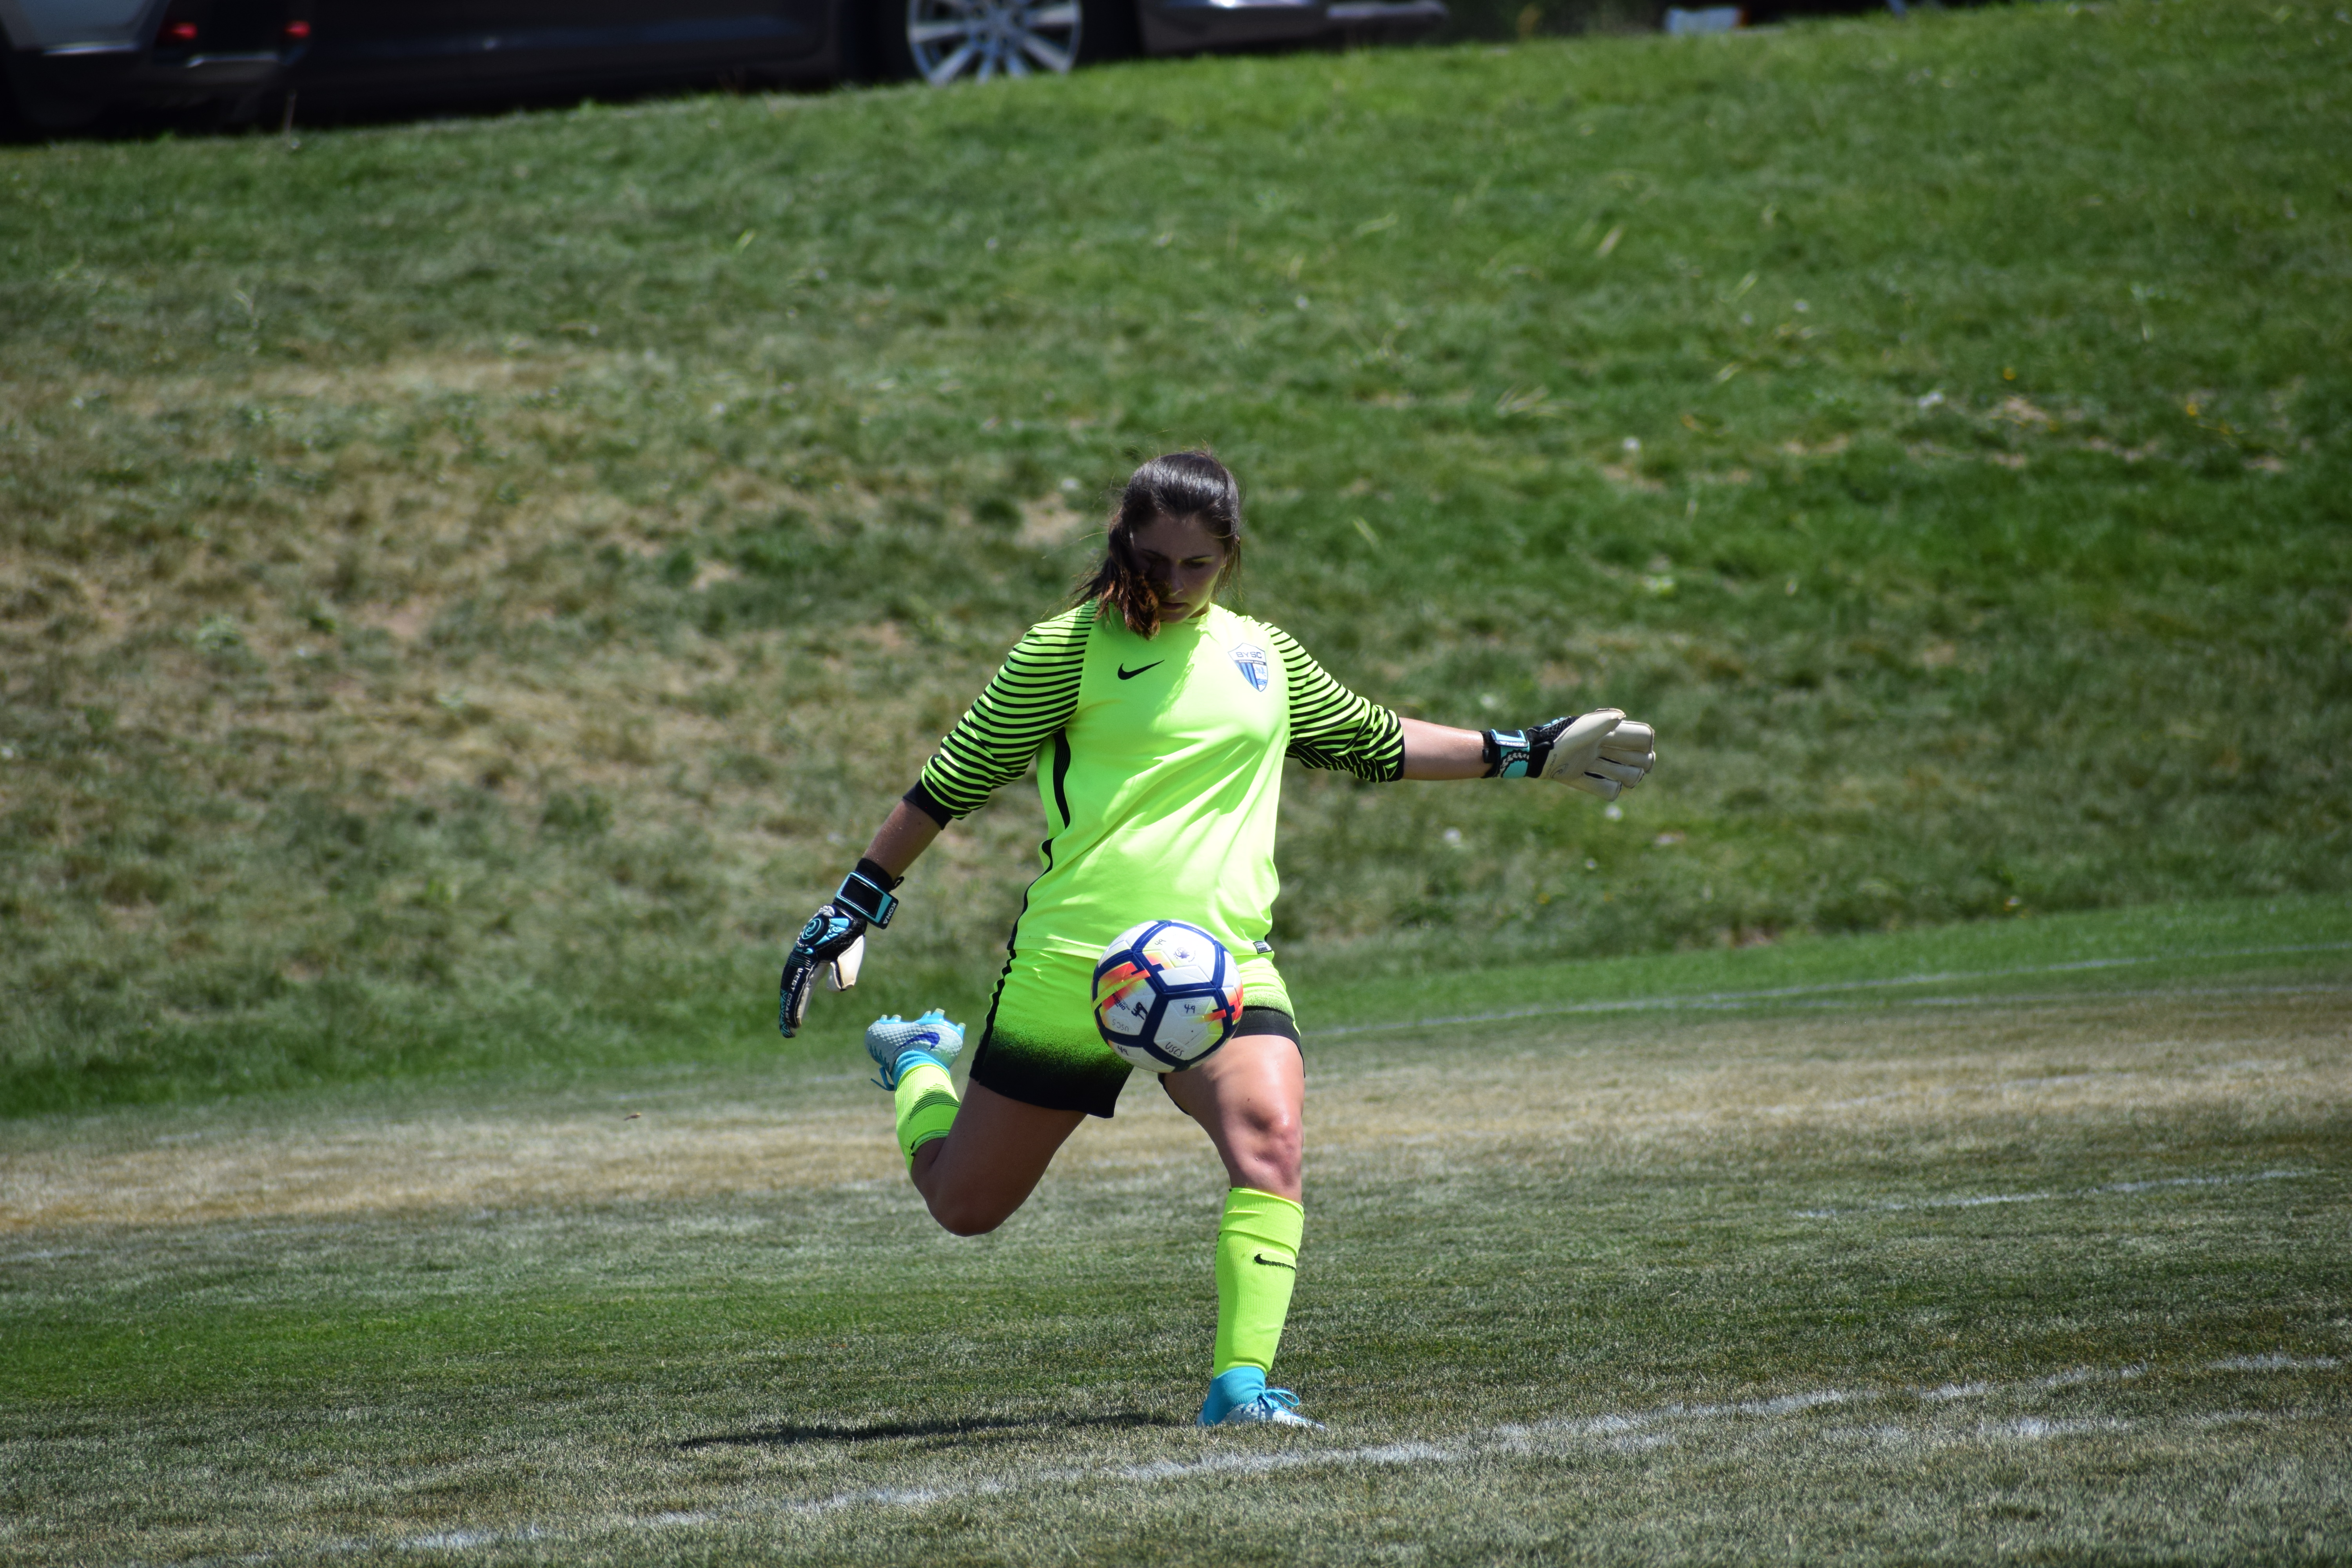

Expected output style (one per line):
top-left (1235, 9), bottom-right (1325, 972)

top-left (285, 19), bottom-right (310, 38)
top-left (164, 20), bottom-right (198, 41)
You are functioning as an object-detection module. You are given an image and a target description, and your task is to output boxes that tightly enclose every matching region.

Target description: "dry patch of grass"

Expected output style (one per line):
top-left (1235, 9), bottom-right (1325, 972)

top-left (12, 988), bottom-right (2342, 1230)
top-left (3, 352), bottom-right (894, 814)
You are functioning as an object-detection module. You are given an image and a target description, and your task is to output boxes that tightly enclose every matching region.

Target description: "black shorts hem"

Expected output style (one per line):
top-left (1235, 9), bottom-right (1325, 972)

top-left (1231, 1005), bottom-right (1300, 1047)
top-left (969, 1028), bottom-right (1132, 1120)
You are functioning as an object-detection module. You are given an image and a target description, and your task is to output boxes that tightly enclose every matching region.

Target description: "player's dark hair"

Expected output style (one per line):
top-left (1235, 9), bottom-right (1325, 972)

top-left (1075, 450), bottom-right (1244, 637)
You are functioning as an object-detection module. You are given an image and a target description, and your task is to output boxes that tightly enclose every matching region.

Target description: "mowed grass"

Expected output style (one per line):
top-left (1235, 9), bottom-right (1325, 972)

top-left (2, 0), bottom-right (2349, 1109)
top-left (3, 902), bottom-right (2348, 1564)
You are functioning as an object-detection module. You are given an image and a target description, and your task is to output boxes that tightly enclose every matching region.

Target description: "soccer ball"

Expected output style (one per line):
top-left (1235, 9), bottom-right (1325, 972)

top-left (1091, 919), bottom-right (1244, 1073)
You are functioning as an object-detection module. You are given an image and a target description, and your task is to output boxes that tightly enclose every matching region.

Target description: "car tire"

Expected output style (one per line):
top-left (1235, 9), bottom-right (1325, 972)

top-left (874, 0), bottom-right (1136, 85)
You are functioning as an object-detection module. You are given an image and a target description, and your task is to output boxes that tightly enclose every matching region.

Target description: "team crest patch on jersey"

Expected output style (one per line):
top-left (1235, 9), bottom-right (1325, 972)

top-left (1229, 642), bottom-right (1271, 693)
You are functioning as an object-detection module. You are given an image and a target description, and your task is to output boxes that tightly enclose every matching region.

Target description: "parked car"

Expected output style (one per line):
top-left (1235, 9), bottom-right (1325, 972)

top-left (3, 0), bottom-right (312, 129)
top-left (2, 0), bottom-right (1444, 130)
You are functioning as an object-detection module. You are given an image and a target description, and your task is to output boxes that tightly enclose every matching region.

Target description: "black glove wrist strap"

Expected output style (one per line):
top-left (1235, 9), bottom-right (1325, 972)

top-left (1483, 717), bottom-right (1574, 779)
top-left (1482, 729), bottom-right (1530, 778)
top-left (833, 859), bottom-right (900, 927)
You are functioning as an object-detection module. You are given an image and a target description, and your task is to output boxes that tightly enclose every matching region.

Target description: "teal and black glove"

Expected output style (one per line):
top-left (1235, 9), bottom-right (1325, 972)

top-left (778, 859), bottom-right (900, 1037)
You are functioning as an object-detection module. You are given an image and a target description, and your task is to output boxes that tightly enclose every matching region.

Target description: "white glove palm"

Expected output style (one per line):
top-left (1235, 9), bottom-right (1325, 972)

top-left (828, 934), bottom-right (864, 990)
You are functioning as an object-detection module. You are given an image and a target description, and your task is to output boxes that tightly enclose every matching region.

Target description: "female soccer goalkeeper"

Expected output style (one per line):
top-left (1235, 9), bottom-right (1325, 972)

top-left (777, 450), bottom-right (1656, 1428)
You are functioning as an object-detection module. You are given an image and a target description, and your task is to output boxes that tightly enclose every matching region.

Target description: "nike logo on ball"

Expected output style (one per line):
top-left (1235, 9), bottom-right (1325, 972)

top-left (1116, 662), bottom-right (1163, 681)
top-left (1252, 1252), bottom-right (1296, 1271)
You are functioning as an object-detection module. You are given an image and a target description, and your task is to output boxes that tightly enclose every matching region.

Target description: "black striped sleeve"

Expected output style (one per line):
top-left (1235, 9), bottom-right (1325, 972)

top-left (910, 606), bottom-right (1091, 821)
top-left (1269, 626), bottom-right (1405, 783)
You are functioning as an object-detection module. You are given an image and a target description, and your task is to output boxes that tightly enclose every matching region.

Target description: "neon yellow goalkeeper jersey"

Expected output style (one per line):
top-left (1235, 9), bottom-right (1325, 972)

top-left (906, 601), bottom-right (1404, 968)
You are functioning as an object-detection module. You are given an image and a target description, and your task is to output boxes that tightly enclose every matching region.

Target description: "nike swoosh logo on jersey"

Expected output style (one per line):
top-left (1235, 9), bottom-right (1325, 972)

top-left (1252, 1252), bottom-right (1296, 1271)
top-left (1116, 662), bottom-right (1163, 681)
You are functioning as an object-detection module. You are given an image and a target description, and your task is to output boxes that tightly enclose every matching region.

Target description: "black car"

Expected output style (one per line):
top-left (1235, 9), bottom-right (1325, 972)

top-left (3, 0), bottom-right (1444, 130)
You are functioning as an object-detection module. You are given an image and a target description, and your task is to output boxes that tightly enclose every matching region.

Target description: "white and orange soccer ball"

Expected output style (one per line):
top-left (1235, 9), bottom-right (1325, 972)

top-left (1091, 919), bottom-right (1244, 1072)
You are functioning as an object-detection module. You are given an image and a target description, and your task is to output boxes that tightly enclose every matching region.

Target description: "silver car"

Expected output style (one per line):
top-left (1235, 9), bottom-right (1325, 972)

top-left (4, 0), bottom-right (1443, 129)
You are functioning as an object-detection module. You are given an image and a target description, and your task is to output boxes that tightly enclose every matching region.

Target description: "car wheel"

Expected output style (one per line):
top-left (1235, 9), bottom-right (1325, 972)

top-left (892, 0), bottom-right (1095, 85)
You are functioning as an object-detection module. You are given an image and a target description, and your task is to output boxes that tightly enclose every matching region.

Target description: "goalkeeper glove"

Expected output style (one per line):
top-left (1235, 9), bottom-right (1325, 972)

top-left (1483, 709), bottom-right (1658, 800)
top-left (778, 859), bottom-right (899, 1038)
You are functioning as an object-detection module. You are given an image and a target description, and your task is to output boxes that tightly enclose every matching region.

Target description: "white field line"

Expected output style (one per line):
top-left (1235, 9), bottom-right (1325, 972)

top-left (402, 1526), bottom-right (545, 1548)
top-left (1895, 982), bottom-right (2352, 1010)
top-left (1316, 941), bottom-right (2352, 1039)
top-left (2209, 1353), bottom-right (2342, 1372)
top-left (294, 1356), bottom-right (2343, 1560)
top-left (1795, 1167), bottom-right (2312, 1219)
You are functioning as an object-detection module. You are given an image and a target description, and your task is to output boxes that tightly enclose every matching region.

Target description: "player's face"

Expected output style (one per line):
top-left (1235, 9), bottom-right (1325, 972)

top-left (1129, 512), bottom-right (1227, 621)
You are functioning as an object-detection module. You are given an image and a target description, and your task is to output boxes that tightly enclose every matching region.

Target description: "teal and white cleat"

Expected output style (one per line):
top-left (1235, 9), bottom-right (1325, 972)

top-left (1196, 1366), bottom-right (1324, 1429)
top-left (864, 1009), bottom-right (965, 1090)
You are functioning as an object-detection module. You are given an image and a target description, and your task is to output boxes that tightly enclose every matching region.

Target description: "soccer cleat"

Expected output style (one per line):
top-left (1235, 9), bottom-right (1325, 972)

top-left (863, 1009), bottom-right (965, 1090)
top-left (1214, 1388), bottom-right (1321, 1428)
top-left (1196, 1366), bottom-right (1324, 1429)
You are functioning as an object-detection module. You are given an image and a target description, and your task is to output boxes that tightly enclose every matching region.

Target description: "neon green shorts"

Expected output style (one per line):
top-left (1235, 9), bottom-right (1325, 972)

top-left (970, 947), bottom-right (1294, 1118)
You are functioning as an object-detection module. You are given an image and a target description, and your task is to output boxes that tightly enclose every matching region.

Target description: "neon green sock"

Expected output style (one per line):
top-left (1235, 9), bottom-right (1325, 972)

top-left (1211, 1186), bottom-right (1304, 1377)
top-left (892, 1061), bottom-right (959, 1171)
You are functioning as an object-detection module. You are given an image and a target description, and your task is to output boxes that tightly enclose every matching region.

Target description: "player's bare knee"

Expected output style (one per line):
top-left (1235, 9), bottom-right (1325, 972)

top-left (927, 1191), bottom-right (1009, 1237)
top-left (1242, 1105), bottom-right (1301, 1162)
top-left (1266, 1138), bottom-right (1304, 1188)
top-left (1228, 1125), bottom-right (1301, 1192)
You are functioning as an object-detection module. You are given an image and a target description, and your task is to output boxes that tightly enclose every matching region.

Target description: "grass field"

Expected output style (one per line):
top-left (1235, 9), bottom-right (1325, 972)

top-left (4, 898), bottom-right (2347, 1563)
top-left (3, 0), bottom-right (2348, 1109)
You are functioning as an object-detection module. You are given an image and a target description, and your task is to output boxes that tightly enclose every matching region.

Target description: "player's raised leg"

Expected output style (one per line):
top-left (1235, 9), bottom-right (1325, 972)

top-left (1163, 1030), bottom-right (1322, 1428)
top-left (910, 1080), bottom-right (1085, 1236)
top-left (866, 1009), bottom-right (1087, 1236)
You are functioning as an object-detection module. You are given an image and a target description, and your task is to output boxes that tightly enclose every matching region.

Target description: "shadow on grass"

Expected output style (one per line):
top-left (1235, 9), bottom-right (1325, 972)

top-left (678, 1411), bottom-right (1181, 1450)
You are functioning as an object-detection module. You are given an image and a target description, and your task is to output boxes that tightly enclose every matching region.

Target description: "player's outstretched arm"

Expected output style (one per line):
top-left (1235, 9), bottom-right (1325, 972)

top-left (1272, 626), bottom-right (1656, 799)
top-left (1397, 717), bottom-right (1489, 779)
top-left (1400, 712), bottom-right (1658, 799)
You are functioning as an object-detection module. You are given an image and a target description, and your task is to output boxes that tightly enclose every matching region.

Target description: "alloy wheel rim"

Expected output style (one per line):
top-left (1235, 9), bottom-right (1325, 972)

top-left (906, 0), bottom-right (1081, 85)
